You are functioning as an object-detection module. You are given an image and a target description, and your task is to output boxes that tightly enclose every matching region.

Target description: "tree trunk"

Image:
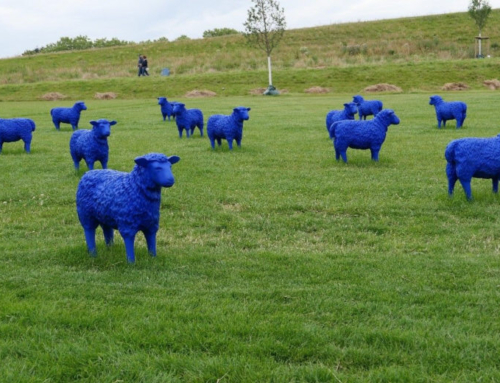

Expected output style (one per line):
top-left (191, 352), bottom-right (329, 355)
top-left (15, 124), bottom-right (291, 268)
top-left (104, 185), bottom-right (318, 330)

top-left (267, 56), bottom-right (272, 86)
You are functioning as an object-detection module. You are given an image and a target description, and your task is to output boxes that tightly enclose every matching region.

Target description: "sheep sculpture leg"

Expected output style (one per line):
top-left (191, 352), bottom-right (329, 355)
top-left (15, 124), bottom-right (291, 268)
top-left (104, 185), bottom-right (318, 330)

top-left (83, 226), bottom-right (98, 256)
top-left (492, 178), bottom-right (499, 194)
top-left (459, 179), bottom-right (473, 201)
top-left (446, 163), bottom-right (458, 196)
top-left (143, 229), bottom-right (158, 257)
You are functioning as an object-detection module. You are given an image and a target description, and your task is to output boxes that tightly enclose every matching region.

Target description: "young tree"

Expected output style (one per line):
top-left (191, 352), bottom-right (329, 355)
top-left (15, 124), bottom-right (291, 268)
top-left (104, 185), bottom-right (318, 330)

top-left (243, 0), bottom-right (286, 93)
top-left (468, 0), bottom-right (492, 57)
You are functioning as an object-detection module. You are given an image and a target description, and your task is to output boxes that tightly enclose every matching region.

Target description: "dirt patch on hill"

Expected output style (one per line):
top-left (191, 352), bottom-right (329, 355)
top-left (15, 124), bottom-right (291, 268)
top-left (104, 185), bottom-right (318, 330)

top-left (94, 92), bottom-right (117, 100)
top-left (442, 82), bottom-right (469, 91)
top-left (484, 79), bottom-right (500, 90)
top-left (364, 83), bottom-right (402, 93)
top-left (249, 88), bottom-right (267, 95)
top-left (40, 92), bottom-right (67, 101)
top-left (184, 89), bottom-right (217, 98)
top-left (304, 86), bottom-right (330, 94)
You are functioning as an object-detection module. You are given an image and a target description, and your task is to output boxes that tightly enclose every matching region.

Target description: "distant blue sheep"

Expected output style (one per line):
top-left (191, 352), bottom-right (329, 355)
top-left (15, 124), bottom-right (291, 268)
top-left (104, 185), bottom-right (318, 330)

top-left (352, 95), bottom-right (383, 120)
top-left (429, 95), bottom-right (467, 129)
top-left (76, 152), bottom-right (181, 263)
top-left (326, 102), bottom-right (358, 139)
top-left (0, 118), bottom-right (36, 154)
top-left (207, 107), bottom-right (251, 150)
top-left (70, 119), bottom-right (117, 170)
top-left (331, 109), bottom-right (400, 163)
top-left (172, 103), bottom-right (203, 138)
top-left (157, 97), bottom-right (175, 121)
top-left (445, 135), bottom-right (500, 200)
top-left (50, 101), bottom-right (87, 131)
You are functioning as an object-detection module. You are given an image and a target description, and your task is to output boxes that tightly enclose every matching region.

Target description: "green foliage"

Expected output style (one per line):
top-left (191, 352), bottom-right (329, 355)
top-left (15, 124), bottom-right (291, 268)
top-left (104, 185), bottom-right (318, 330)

top-left (22, 35), bottom-right (133, 56)
top-left (175, 35), bottom-right (191, 41)
top-left (203, 28), bottom-right (240, 38)
top-left (468, 0), bottom-right (492, 34)
top-left (2, 94), bottom-right (500, 381)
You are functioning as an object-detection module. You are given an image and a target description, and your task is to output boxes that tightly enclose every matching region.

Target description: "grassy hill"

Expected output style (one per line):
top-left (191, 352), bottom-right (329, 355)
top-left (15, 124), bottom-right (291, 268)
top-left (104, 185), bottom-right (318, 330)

top-left (1, 9), bottom-right (500, 100)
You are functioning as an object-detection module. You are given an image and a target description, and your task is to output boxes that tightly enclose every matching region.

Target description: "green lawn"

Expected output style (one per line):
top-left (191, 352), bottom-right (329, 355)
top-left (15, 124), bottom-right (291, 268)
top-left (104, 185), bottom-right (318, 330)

top-left (1, 93), bottom-right (500, 382)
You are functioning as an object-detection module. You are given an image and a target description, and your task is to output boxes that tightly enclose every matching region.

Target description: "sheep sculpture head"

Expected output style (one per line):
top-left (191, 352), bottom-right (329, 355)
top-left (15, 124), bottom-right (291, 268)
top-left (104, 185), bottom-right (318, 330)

top-left (90, 119), bottom-right (116, 139)
top-left (234, 106), bottom-right (251, 120)
top-left (429, 95), bottom-right (443, 106)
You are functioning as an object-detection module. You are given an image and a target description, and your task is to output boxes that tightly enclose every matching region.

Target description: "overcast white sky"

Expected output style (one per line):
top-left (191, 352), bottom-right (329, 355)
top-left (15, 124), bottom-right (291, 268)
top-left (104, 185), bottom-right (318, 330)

top-left (1, 0), bottom-right (499, 59)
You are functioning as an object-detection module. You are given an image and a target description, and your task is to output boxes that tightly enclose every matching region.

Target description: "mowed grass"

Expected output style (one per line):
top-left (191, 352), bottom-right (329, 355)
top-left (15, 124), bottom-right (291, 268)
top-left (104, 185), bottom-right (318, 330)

top-left (1, 93), bottom-right (500, 382)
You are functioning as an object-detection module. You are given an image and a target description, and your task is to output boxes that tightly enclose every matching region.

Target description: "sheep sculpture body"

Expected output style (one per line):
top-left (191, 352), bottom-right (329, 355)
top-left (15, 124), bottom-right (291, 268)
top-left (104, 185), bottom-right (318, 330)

top-left (76, 153), bottom-right (181, 263)
top-left (445, 135), bottom-right (500, 200)
top-left (0, 118), bottom-right (36, 154)
top-left (157, 97), bottom-right (175, 121)
top-left (172, 103), bottom-right (203, 138)
top-left (207, 107), bottom-right (251, 150)
top-left (326, 102), bottom-right (358, 139)
top-left (352, 95), bottom-right (383, 120)
top-left (429, 95), bottom-right (467, 129)
top-left (50, 101), bottom-right (87, 131)
top-left (70, 119), bottom-right (117, 170)
top-left (330, 109), bottom-right (400, 163)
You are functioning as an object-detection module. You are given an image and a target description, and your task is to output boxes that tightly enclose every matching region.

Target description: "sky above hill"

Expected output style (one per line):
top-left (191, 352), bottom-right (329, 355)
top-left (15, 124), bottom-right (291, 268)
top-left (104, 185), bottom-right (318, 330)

top-left (1, 0), bottom-right (499, 59)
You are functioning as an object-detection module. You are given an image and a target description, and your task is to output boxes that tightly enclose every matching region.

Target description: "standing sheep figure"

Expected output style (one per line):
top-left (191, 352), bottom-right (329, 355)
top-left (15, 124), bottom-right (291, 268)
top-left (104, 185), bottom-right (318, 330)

top-left (326, 102), bottom-right (358, 139)
top-left (352, 95), bottom-right (383, 120)
top-left (76, 152), bottom-right (181, 263)
top-left (0, 118), bottom-right (36, 154)
top-left (429, 95), bottom-right (467, 129)
top-left (330, 109), bottom-right (400, 163)
top-left (50, 101), bottom-right (87, 131)
top-left (70, 119), bottom-right (117, 170)
top-left (157, 97), bottom-right (175, 121)
top-left (172, 103), bottom-right (204, 138)
top-left (445, 135), bottom-right (500, 200)
top-left (207, 107), bottom-right (251, 150)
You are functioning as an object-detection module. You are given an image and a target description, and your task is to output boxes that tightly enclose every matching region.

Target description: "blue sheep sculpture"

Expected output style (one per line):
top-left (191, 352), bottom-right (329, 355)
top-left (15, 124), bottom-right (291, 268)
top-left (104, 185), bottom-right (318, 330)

top-left (70, 119), bottom-right (117, 170)
top-left (352, 95), bottom-right (383, 120)
top-left (326, 102), bottom-right (358, 139)
top-left (429, 95), bottom-right (467, 129)
top-left (331, 109), bottom-right (400, 163)
top-left (157, 97), bottom-right (175, 121)
top-left (207, 107), bottom-right (251, 150)
top-left (172, 103), bottom-right (203, 138)
top-left (445, 135), bottom-right (500, 200)
top-left (76, 152), bottom-right (181, 263)
top-left (0, 118), bottom-right (36, 154)
top-left (50, 101), bottom-right (87, 131)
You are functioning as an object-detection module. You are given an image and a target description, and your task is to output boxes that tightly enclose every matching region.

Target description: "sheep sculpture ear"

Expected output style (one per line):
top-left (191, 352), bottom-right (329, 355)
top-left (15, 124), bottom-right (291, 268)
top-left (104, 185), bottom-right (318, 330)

top-left (134, 156), bottom-right (149, 168)
top-left (168, 155), bottom-right (180, 165)
top-left (110, 121), bottom-right (117, 126)
top-left (90, 120), bottom-right (97, 126)
top-left (247, 107), bottom-right (251, 111)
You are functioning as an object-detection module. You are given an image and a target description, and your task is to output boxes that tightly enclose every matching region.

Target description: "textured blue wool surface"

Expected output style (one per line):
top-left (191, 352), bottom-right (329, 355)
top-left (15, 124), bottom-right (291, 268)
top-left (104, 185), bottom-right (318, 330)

top-left (0, 118), bottom-right (36, 153)
top-left (326, 102), bottom-right (358, 139)
top-left (352, 95), bottom-right (383, 120)
top-left (50, 101), bottom-right (87, 131)
top-left (157, 97), bottom-right (175, 121)
top-left (207, 107), bottom-right (251, 150)
top-left (172, 103), bottom-right (204, 138)
top-left (429, 95), bottom-right (467, 129)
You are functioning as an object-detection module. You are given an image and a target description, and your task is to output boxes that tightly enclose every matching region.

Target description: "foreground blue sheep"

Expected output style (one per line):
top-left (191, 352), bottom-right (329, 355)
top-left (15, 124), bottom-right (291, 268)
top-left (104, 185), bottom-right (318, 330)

top-left (70, 119), bottom-right (117, 170)
top-left (429, 95), bottom-right (467, 129)
top-left (445, 135), bottom-right (500, 200)
top-left (51, 101), bottom-right (87, 131)
top-left (326, 102), bottom-right (358, 139)
top-left (172, 103), bottom-right (203, 138)
top-left (352, 95), bottom-right (383, 120)
top-left (76, 152), bottom-right (181, 263)
top-left (331, 109), bottom-right (400, 163)
top-left (0, 118), bottom-right (36, 154)
top-left (157, 97), bottom-right (175, 121)
top-left (207, 107), bottom-right (251, 150)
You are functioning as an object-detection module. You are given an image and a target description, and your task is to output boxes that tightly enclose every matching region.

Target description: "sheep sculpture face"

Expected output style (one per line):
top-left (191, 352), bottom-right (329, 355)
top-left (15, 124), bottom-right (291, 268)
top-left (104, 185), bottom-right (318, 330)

top-left (429, 95), bottom-right (467, 129)
top-left (76, 153), bottom-right (180, 263)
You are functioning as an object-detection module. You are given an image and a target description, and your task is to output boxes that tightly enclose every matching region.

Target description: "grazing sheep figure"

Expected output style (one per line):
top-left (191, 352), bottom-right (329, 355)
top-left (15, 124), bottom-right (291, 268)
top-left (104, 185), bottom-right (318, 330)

top-left (330, 109), bottom-right (400, 163)
top-left (172, 103), bottom-right (203, 138)
top-left (76, 153), bottom-right (181, 263)
top-left (352, 95), bottom-right (383, 120)
top-left (70, 119), bottom-right (117, 170)
top-left (326, 102), bottom-right (358, 139)
top-left (207, 107), bottom-right (251, 150)
top-left (0, 118), bottom-right (36, 154)
top-left (429, 95), bottom-right (467, 129)
top-left (157, 97), bottom-right (175, 121)
top-left (50, 101), bottom-right (87, 131)
top-left (445, 135), bottom-right (500, 200)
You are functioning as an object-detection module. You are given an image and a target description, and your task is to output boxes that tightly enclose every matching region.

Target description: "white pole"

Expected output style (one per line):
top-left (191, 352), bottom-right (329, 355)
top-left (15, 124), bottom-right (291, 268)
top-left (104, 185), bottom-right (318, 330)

top-left (478, 32), bottom-right (482, 57)
top-left (267, 56), bottom-right (272, 86)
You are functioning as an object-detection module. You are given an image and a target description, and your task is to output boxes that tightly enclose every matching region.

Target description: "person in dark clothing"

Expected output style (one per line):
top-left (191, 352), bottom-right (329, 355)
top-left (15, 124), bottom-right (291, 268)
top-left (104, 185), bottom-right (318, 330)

top-left (142, 55), bottom-right (149, 76)
top-left (137, 55), bottom-right (144, 76)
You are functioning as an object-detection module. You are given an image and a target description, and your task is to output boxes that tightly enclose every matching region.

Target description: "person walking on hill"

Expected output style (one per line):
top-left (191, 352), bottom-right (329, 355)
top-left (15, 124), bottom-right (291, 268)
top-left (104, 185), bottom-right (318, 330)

top-left (137, 54), bottom-right (144, 76)
top-left (142, 55), bottom-right (149, 76)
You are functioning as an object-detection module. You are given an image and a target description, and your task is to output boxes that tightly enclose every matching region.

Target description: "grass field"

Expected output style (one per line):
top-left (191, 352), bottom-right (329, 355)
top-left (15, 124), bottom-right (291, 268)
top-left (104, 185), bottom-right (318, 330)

top-left (1, 93), bottom-right (500, 382)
